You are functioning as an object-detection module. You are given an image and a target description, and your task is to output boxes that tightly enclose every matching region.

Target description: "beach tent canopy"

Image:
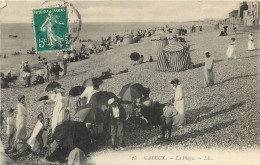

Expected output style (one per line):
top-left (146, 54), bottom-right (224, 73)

top-left (163, 41), bottom-right (189, 52)
top-left (156, 41), bottom-right (192, 72)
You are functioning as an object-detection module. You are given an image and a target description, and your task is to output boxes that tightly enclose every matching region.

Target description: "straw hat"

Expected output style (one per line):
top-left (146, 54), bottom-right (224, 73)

top-left (18, 94), bottom-right (25, 101)
top-left (108, 98), bottom-right (115, 105)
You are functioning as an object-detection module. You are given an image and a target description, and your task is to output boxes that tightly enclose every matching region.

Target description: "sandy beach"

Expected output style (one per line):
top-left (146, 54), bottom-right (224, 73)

top-left (1, 24), bottom-right (260, 164)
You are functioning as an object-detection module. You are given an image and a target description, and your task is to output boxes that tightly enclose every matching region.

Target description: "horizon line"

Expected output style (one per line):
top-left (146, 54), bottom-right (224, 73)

top-left (1, 20), bottom-right (219, 24)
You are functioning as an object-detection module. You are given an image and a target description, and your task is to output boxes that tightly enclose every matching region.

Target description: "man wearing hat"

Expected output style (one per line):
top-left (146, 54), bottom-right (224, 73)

top-left (204, 51), bottom-right (214, 87)
top-left (105, 98), bottom-right (126, 150)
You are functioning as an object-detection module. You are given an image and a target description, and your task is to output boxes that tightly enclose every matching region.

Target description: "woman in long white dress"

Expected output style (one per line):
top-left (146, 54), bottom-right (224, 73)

top-left (226, 38), bottom-right (236, 59)
top-left (170, 78), bottom-right (185, 126)
top-left (248, 33), bottom-right (255, 51)
top-left (47, 88), bottom-right (70, 133)
top-left (13, 95), bottom-right (28, 152)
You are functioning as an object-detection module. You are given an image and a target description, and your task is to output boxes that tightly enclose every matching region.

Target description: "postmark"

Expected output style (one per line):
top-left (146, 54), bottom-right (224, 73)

top-left (32, 6), bottom-right (71, 53)
top-left (41, 0), bottom-right (82, 44)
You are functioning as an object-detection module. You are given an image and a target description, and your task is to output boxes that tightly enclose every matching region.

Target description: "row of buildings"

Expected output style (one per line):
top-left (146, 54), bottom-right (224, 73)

top-left (223, 1), bottom-right (260, 26)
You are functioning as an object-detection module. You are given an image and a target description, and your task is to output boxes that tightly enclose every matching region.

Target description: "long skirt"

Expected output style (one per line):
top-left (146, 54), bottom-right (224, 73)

top-left (226, 45), bottom-right (236, 59)
top-left (174, 100), bottom-right (185, 126)
top-left (16, 118), bottom-right (27, 142)
top-left (204, 69), bottom-right (214, 86)
top-left (52, 107), bottom-right (70, 133)
top-left (15, 118), bottom-right (29, 152)
top-left (248, 40), bottom-right (255, 51)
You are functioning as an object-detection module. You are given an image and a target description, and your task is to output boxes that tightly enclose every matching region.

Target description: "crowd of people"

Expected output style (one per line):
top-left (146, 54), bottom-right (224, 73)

top-left (0, 23), bottom-right (257, 164)
top-left (0, 73), bottom-right (185, 161)
top-left (17, 61), bottom-right (66, 87)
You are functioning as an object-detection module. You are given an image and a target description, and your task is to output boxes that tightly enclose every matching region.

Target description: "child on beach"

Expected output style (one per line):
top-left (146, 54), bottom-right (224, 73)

top-left (226, 38), bottom-right (236, 60)
top-left (6, 108), bottom-right (16, 151)
top-left (138, 55), bottom-right (144, 64)
top-left (42, 118), bottom-right (51, 149)
top-left (27, 113), bottom-right (50, 154)
top-left (149, 56), bottom-right (153, 62)
top-left (158, 100), bottom-right (177, 140)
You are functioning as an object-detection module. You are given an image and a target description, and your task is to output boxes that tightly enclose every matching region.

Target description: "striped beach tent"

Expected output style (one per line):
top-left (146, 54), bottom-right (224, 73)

top-left (151, 36), bottom-right (168, 60)
top-left (156, 41), bottom-right (192, 72)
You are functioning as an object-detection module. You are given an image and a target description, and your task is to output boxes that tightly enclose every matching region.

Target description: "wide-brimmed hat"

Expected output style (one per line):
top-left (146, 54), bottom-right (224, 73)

top-left (6, 108), bottom-right (15, 117)
top-left (108, 98), bottom-right (115, 105)
top-left (18, 94), bottom-right (25, 101)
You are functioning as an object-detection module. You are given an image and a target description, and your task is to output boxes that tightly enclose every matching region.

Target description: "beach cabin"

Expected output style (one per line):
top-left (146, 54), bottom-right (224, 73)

top-left (156, 41), bottom-right (192, 72)
top-left (151, 36), bottom-right (168, 60)
top-left (123, 34), bottom-right (134, 44)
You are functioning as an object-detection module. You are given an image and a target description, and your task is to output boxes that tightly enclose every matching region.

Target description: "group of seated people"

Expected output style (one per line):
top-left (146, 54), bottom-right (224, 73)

top-left (0, 71), bottom-right (17, 88)
top-left (63, 49), bottom-right (89, 63)
top-left (219, 27), bottom-right (228, 36)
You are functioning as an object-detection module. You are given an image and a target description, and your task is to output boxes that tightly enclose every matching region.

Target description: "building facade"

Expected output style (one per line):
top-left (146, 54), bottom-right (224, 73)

top-left (243, 1), bottom-right (260, 26)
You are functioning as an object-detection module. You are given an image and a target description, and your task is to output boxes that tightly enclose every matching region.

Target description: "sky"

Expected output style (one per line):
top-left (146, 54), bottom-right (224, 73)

top-left (0, 0), bottom-right (241, 23)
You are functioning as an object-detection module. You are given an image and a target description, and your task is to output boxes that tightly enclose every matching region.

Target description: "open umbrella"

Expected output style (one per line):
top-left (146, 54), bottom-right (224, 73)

top-left (74, 106), bottom-right (95, 123)
top-left (69, 86), bottom-right (85, 97)
top-left (88, 91), bottom-right (118, 106)
top-left (74, 105), bottom-right (104, 124)
top-left (119, 83), bottom-right (149, 102)
top-left (46, 121), bottom-right (92, 163)
top-left (82, 78), bottom-right (103, 88)
top-left (130, 52), bottom-right (140, 61)
top-left (223, 26), bottom-right (228, 28)
top-left (45, 81), bottom-right (61, 92)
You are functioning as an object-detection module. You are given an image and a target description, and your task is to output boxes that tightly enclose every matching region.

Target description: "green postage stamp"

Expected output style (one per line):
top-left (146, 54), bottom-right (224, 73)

top-left (32, 7), bottom-right (71, 53)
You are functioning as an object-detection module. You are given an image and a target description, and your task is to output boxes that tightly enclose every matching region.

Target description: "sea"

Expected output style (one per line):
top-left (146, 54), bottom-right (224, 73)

top-left (0, 22), bottom-right (207, 74)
